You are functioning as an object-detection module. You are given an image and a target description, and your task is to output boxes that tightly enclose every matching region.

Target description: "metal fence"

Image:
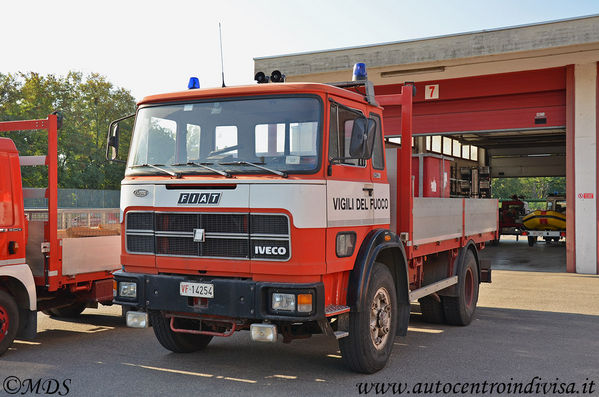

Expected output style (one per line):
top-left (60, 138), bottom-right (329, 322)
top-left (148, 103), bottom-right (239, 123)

top-left (24, 189), bottom-right (120, 209)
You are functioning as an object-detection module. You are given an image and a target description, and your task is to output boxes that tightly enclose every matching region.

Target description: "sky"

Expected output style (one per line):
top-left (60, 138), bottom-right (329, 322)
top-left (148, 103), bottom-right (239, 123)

top-left (3, 0), bottom-right (599, 101)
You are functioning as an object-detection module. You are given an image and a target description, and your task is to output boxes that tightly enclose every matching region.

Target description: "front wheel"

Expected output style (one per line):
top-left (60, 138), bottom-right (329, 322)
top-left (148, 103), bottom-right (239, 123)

top-left (339, 263), bottom-right (397, 373)
top-left (149, 311), bottom-right (212, 353)
top-left (528, 236), bottom-right (537, 247)
top-left (0, 290), bottom-right (19, 356)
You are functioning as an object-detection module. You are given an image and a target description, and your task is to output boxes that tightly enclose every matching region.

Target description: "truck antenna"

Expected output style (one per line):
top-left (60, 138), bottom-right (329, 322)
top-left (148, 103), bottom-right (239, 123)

top-left (219, 22), bottom-right (226, 88)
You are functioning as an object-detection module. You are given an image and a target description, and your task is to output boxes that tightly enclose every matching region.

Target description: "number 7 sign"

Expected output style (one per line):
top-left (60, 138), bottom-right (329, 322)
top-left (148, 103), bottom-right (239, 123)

top-left (425, 84), bottom-right (439, 100)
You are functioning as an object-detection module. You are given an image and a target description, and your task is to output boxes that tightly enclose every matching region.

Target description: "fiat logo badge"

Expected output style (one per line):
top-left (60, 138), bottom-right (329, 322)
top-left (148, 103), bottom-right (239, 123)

top-left (133, 189), bottom-right (149, 198)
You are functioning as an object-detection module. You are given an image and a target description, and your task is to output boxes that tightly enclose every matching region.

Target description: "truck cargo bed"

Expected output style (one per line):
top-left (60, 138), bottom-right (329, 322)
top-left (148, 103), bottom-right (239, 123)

top-left (413, 198), bottom-right (498, 246)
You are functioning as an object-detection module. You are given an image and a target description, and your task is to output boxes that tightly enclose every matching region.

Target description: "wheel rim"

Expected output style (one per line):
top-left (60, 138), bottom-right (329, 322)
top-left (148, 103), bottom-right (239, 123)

top-left (0, 304), bottom-right (8, 342)
top-left (464, 268), bottom-right (474, 308)
top-left (369, 287), bottom-right (392, 350)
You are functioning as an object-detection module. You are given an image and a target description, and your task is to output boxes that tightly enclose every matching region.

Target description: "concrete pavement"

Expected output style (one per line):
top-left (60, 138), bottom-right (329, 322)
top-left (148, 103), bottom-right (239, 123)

top-left (1, 270), bottom-right (598, 396)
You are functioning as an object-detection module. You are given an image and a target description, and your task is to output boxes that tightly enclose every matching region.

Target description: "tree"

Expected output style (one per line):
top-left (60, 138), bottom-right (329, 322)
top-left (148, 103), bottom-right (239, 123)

top-left (492, 177), bottom-right (566, 201)
top-left (0, 71), bottom-right (136, 190)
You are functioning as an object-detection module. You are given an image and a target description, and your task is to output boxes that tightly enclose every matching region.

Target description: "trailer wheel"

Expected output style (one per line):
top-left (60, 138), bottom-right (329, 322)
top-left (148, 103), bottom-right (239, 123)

top-left (528, 236), bottom-right (537, 247)
top-left (442, 250), bottom-right (479, 326)
top-left (418, 295), bottom-right (445, 324)
top-left (48, 302), bottom-right (87, 318)
top-left (0, 290), bottom-right (19, 356)
top-left (339, 263), bottom-right (397, 373)
top-left (149, 311), bottom-right (212, 353)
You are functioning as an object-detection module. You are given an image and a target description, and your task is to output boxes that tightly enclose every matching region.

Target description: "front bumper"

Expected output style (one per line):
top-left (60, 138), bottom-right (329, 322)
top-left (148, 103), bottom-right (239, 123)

top-left (113, 270), bottom-right (325, 322)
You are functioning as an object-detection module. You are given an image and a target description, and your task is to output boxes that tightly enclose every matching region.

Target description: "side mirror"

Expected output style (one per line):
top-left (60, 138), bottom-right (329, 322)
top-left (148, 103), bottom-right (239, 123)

top-left (106, 114), bottom-right (135, 163)
top-left (107, 122), bottom-right (120, 160)
top-left (349, 117), bottom-right (377, 159)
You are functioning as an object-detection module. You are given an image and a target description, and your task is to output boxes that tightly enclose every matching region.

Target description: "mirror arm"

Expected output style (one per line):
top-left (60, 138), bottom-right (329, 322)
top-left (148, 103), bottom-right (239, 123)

top-left (105, 113), bottom-right (135, 162)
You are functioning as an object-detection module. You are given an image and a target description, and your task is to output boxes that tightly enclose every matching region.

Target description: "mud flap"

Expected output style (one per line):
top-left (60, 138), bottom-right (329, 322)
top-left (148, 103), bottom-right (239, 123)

top-left (479, 259), bottom-right (492, 283)
top-left (17, 310), bottom-right (37, 340)
top-left (396, 301), bottom-right (410, 336)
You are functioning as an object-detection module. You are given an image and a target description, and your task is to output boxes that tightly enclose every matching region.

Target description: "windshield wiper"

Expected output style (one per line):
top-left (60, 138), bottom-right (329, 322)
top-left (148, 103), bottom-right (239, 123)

top-left (219, 160), bottom-right (288, 178)
top-left (171, 162), bottom-right (232, 178)
top-left (131, 164), bottom-right (181, 178)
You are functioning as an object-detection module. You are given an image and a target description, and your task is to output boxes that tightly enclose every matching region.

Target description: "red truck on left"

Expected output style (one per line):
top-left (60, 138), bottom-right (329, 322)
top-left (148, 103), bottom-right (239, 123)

top-left (0, 114), bottom-right (121, 355)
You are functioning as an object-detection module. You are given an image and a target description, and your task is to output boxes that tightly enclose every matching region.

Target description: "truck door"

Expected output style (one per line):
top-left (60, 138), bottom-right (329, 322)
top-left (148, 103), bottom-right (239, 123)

top-left (369, 113), bottom-right (391, 228)
top-left (326, 101), bottom-right (373, 273)
top-left (0, 146), bottom-right (26, 266)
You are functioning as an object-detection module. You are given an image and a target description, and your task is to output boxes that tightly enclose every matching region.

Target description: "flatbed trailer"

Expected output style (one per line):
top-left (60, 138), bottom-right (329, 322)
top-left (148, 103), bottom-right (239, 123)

top-left (110, 64), bottom-right (498, 373)
top-left (0, 115), bottom-right (120, 355)
top-left (521, 229), bottom-right (566, 246)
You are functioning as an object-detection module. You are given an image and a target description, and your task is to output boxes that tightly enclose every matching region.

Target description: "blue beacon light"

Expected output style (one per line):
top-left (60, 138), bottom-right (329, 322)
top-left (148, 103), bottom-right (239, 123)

top-left (352, 63), bottom-right (367, 81)
top-left (188, 77), bottom-right (200, 89)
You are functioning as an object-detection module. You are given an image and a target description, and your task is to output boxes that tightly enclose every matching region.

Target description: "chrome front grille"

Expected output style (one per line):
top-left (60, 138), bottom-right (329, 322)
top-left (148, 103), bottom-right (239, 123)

top-left (125, 212), bottom-right (290, 260)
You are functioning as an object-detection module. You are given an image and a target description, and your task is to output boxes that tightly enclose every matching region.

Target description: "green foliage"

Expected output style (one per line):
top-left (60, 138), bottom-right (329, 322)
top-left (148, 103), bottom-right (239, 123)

top-left (492, 177), bottom-right (566, 201)
top-left (0, 71), bottom-right (136, 189)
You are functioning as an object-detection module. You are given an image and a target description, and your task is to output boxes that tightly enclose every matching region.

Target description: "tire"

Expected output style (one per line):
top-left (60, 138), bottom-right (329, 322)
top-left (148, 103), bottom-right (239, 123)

top-left (442, 250), bottom-right (479, 326)
top-left (48, 302), bottom-right (87, 318)
top-left (527, 236), bottom-right (537, 247)
top-left (0, 290), bottom-right (19, 356)
top-left (339, 263), bottom-right (397, 373)
top-left (149, 311), bottom-right (212, 353)
top-left (418, 295), bottom-right (445, 324)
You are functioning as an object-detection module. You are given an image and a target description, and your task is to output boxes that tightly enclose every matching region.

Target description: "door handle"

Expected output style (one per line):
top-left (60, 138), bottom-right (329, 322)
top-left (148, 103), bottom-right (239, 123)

top-left (363, 185), bottom-right (374, 196)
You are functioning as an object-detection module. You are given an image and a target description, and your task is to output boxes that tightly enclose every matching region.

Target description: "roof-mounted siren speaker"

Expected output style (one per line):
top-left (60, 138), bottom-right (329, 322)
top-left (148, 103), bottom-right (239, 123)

top-left (352, 62), bottom-right (367, 82)
top-left (270, 70), bottom-right (286, 83)
top-left (255, 71), bottom-right (269, 84)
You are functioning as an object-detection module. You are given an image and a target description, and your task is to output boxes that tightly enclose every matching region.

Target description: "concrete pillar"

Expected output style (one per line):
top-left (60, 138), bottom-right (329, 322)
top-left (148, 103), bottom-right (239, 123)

top-left (573, 63), bottom-right (598, 274)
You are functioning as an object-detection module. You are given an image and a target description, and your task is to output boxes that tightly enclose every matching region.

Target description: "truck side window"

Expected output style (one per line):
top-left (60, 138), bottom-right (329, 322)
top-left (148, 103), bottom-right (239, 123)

top-left (371, 114), bottom-right (384, 170)
top-left (329, 103), bottom-right (362, 166)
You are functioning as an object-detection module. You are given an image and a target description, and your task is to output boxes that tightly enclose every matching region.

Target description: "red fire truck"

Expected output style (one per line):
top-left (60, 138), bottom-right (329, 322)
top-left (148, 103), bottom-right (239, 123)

top-left (0, 115), bottom-right (120, 355)
top-left (109, 64), bottom-right (497, 373)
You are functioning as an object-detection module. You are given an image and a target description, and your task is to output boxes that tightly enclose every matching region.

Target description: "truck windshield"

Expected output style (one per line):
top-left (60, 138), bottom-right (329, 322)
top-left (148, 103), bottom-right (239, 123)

top-left (126, 96), bottom-right (322, 176)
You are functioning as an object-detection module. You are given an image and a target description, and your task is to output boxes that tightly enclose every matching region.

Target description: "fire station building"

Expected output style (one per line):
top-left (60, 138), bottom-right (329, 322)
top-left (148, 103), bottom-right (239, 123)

top-left (254, 15), bottom-right (599, 275)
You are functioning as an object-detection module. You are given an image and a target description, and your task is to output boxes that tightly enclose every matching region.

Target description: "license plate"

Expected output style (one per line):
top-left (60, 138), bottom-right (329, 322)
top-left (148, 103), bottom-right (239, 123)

top-left (180, 282), bottom-right (214, 298)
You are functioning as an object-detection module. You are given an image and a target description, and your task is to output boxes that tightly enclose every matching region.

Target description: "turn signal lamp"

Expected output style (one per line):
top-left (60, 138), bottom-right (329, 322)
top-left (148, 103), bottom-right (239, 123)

top-left (188, 77), bottom-right (200, 89)
top-left (352, 62), bottom-right (367, 81)
top-left (297, 294), bottom-right (313, 313)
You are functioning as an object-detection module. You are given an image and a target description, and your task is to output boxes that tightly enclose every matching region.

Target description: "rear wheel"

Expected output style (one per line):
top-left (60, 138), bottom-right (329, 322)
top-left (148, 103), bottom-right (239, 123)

top-left (442, 250), bottom-right (479, 326)
top-left (339, 263), bottom-right (397, 373)
top-left (0, 290), bottom-right (19, 356)
top-left (48, 302), bottom-right (87, 318)
top-left (149, 311), bottom-right (212, 353)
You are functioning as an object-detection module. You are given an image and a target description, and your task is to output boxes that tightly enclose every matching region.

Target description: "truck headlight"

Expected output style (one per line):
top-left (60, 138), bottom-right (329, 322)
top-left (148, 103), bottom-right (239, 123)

top-left (272, 293), bottom-right (295, 311)
top-left (119, 281), bottom-right (137, 298)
